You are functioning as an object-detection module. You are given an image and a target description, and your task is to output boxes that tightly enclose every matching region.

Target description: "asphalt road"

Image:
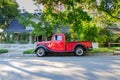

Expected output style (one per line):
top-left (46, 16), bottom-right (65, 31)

top-left (0, 56), bottom-right (120, 80)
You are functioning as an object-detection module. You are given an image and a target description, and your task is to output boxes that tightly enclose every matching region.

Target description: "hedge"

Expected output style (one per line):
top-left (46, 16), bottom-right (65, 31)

top-left (23, 49), bottom-right (34, 54)
top-left (0, 49), bottom-right (8, 54)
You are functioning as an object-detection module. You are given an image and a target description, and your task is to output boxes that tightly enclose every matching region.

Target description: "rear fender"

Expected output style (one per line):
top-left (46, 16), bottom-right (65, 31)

top-left (74, 44), bottom-right (86, 52)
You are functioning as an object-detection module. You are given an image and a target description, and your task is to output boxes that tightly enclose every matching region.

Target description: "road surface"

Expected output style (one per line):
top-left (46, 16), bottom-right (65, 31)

top-left (0, 56), bottom-right (120, 80)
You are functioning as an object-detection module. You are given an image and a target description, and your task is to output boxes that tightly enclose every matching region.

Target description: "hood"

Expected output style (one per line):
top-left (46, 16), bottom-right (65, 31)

top-left (37, 41), bottom-right (51, 46)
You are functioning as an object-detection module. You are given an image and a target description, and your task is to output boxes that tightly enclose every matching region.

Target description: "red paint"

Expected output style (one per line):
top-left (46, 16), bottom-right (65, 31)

top-left (37, 33), bottom-right (92, 52)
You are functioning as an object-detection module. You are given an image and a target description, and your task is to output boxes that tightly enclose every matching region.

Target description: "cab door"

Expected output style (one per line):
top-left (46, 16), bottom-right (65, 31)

top-left (49, 34), bottom-right (65, 51)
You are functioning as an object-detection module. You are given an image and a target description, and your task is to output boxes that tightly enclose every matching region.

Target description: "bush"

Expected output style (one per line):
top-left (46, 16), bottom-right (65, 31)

top-left (98, 35), bottom-right (108, 47)
top-left (98, 28), bottom-right (114, 47)
top-left (23, 49), bottom-right (34, 54)
top-left (0, 49), bottom-right (8, 54)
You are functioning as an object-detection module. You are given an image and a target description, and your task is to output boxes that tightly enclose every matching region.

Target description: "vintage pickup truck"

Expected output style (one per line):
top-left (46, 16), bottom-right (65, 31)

top-left (34, 33), bottom-right (92, 57)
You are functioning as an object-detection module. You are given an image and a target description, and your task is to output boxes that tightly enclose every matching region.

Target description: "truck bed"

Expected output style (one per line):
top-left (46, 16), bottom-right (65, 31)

top-left (66, 41), bottom-right (92, 51)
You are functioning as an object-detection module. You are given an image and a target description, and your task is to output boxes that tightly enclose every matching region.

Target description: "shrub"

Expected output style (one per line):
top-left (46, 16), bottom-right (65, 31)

top-left (0, 49), bottom-right (8, 54)
top-left (98, 35), bottom-right (108, 47)
top-left (98, 28), bottom-right (114, 47)
top-left (23, 49), bottom-right (34, 54)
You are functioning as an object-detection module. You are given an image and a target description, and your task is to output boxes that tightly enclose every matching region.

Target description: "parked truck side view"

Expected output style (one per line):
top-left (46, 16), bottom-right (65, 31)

top-left (34, 33), bottom-right (92, 57)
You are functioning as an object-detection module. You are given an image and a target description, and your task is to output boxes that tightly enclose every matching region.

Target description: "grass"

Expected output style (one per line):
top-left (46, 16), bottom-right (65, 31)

top-left (0, 49), bottom-right (8, 54)
top-left (90, 48), bottom-right (114, 53)
top-left (109, 47), bottom-right (120, 51)
top-left (23, 49), bottom-right (34, 54)
top-left (90, 47), bottom-right (120, 53)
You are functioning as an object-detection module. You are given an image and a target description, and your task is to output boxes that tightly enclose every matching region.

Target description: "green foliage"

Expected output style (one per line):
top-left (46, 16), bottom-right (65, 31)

top-left (98, 0), bottom-right (120, 20)
top-left (33, 0), bottom-right (92, 41)
top-left (0, 0), bottom-right (19, 28)
top-left (98, 28), bottom-right (114, 47)
top-left (65, 1), bottom-right (92, 40)
top-left (19, 11), bottom-right (54, 41)
top-left (98, 35), bottom-right (107, 47)
top-left (115, 37), bottom-right (120, 42)
top-left (65, 33), bottom-right (71, 41)
top-left (0, 49), bottom-right (8, 54)
top-left (32, 0), bottom-right (120, 42)
top-left (23, 49), bottom-right (34, 54)
top-left (99, 28), bottom-right (114, 36)
top-left (19, 13), bottom-right (33, 26)
top-left (83, 23), bottom-right (99, 42)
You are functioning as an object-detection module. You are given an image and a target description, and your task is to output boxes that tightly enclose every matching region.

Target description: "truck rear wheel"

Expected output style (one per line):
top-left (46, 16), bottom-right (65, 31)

top-left (36, 48), bottom-right (46, 57)
top-left (74, 47), bottom-right (84, 56)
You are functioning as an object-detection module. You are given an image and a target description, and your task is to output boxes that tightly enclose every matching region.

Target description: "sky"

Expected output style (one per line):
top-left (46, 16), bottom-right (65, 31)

top-left (16, 0), bottom-right (38, 13)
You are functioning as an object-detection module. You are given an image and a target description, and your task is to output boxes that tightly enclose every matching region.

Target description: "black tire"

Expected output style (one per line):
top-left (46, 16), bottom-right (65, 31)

top-left (74, 47), bottom-right (84, 56)
top-left (36, 48), bottom-right (46, 57)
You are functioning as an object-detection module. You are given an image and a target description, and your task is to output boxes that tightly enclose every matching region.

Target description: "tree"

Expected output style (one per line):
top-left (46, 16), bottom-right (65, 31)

top-left (33, 0), bottom-right (92, 40)
top-left (0, 0), bottom-right (19, 28)
top-left (33, 0), bottom-right (119, 41)
top-left (33, 13), bottom-right (54, 41)
top-left (19, 12), bottom-right (54, 41)
top-left (97, 0), bottom-right (120, 20)
top-left (83, 0), bottom-right (120, 27)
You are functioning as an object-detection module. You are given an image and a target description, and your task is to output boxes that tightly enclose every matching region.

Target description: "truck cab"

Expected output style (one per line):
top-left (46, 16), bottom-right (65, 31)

top-left (35, 33), bottom-right (92, 57)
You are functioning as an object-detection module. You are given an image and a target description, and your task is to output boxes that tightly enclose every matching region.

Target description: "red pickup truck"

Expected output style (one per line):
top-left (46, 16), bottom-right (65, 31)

top-left (34, 33), bottom-right (92, 57)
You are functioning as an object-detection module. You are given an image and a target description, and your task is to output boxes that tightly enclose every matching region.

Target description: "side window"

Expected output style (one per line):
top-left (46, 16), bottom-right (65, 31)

top-left (54, 35), bottom-right (62, 41)
top-left (57, 36), bottom-right (62, 40)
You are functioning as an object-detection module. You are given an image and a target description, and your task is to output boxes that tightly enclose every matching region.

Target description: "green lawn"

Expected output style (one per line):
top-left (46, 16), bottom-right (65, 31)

top-left (109, 47), bottom-right (120, 51)
top-left (90, 47), bottom-right (120, 53)
top-left (90, 48), bottom-right (113, 53)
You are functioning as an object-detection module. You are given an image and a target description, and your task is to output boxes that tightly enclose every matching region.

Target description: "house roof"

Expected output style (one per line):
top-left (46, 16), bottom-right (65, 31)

top-left (4, 19), bottom-right (31, 33)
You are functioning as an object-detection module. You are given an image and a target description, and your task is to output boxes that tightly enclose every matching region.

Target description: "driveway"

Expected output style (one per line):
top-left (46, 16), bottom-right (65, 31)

top-left (0, 56), bottom-right (120, 80)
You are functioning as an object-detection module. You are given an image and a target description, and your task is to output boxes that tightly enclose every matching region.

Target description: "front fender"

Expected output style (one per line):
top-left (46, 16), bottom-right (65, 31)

top-left (34, 46), bottom-right (48, 52)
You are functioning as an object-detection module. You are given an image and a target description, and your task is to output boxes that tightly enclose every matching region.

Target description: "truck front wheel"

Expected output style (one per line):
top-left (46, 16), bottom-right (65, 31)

top-left (36, 48), bottom-right (46, 57)
top-left (74, 47), bottom-right (84, 56)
